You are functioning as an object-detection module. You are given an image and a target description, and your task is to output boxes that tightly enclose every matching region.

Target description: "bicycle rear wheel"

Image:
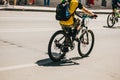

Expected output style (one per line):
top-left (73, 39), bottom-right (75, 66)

top-left (48, 30), bottom-right (66, 62)
top-left (78, 30), bottom-right (94, 57)
top-left (107, 13), bottom-right (116, 28)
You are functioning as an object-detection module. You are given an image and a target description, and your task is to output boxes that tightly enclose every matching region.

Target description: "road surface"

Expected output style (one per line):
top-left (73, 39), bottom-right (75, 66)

top-left (0, 11), bottom-right (120, 80)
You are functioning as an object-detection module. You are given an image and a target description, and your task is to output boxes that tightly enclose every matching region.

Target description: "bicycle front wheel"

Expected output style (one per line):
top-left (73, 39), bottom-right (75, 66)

top-left (107, 13), bottom-right (116, 28)
top-left (78, 30), bottom-right (94, 57)
top-left (48, 30), bottom-right (66, 62)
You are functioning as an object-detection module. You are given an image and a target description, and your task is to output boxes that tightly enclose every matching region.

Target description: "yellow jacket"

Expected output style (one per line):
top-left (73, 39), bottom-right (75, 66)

top-left (60, 0), bottom-right (79, 26)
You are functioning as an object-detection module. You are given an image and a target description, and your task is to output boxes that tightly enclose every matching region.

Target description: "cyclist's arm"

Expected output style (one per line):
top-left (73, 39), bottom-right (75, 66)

top-left (77, 2), bottom-right (94, 16)
top-left (78, 2), bottom-right (96, 17)
top-left (81, 7), bottom-right (95, 16)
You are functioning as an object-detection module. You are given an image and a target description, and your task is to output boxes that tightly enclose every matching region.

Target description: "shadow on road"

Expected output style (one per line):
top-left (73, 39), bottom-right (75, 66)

top-left (103, 26), bottom-right (120, 29)
top-left (35, 57), bottom-right (84, 67)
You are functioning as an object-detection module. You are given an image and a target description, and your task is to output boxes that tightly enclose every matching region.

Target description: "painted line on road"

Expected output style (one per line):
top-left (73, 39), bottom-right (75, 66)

top-left (0, 63), bottom-right (38, 72)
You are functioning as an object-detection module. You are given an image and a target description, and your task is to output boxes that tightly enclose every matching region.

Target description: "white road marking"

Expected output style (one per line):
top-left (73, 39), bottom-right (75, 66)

top-left (0, 63), bottom-right (38, 71)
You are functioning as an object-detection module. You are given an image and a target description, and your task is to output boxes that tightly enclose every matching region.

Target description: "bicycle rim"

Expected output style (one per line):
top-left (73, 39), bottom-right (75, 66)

top-left (107, 13), bottom-right (115, 28)
top-left (48, 30), bottom-right (66, 62)
top-left (78, 30), bottom-right (94, 57)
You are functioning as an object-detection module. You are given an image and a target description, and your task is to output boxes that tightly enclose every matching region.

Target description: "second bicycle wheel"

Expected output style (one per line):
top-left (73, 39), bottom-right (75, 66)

top-left (107, 13), bottom-right (116, 28)
top-left (78, 30), bottom-right (94, 57)
top-left (48, 30), bottom-right (66, 62)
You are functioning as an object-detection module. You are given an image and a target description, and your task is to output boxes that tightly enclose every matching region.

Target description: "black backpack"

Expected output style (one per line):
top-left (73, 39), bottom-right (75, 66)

top-left (55, 0), bottom-right (71, 21)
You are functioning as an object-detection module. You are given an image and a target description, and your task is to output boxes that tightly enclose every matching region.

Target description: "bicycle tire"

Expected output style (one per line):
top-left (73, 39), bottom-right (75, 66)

top-left (78, 30), bottom-right (94, 57)
top-left (107, 13), bottom-right (115, 28)
top-left (48, 30), bottom-right (66, 62)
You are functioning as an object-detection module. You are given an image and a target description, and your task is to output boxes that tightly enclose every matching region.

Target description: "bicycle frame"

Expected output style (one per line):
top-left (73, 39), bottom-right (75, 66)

top-left (62, 13), bottom-right (92, 50)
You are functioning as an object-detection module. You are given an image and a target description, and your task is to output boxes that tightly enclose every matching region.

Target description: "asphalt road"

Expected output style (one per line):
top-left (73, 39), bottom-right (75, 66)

top-left (0, 11), bottom-right (120, 80)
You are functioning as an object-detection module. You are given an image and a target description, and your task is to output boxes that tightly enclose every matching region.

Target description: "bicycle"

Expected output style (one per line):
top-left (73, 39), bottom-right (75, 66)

top-left (107, 11), bottom-right (120, 28)
top-left (48, 12), bottom-right (96, 62)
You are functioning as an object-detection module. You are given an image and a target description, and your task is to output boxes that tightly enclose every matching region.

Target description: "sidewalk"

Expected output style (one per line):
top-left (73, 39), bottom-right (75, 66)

top-left (0, 5), bottom-right (112, 14)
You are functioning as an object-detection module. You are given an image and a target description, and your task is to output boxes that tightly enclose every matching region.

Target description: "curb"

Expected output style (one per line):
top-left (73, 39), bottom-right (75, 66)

top-left (0, 8), bottom-right (55, 12)
top-left (0, 6), bottom-right (111, 14)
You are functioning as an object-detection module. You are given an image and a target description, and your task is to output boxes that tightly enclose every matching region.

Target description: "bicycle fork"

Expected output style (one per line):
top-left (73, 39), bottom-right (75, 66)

top-left (80, 29), bottom-right (89, 45)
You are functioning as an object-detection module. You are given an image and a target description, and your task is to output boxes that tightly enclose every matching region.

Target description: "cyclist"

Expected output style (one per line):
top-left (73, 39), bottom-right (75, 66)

top-left (59, 0), bottom-right (97, 52)
top-left (112, 0), bottom-right (120, 17)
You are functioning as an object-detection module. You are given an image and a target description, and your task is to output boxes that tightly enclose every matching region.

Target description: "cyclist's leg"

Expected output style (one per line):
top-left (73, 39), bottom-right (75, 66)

top-left (71, 18), bottom-right (81, 41)
top-left (61, 25), bottom-right (72, 34)
top-left (115, 8), bottom-right (120, 17)
top-left (60, 24), bottom-right (72, 52)
top-left (112, 3), bottom-right (119, 18)
top-left (112, 3), bottom-right (120, 17)
top-left (112, 1), bottom-right (117, 13)
top-left (118, 7), bottom-right (120, 17)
